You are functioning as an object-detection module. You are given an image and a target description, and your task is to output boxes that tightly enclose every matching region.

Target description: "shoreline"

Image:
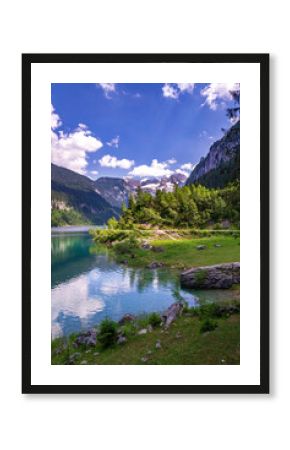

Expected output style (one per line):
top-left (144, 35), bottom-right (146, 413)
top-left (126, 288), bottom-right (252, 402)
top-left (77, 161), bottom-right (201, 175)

top-left (51, 225), bottom-right (100, 234)
top-left (52, 297), bottom-right (240, 365)
top-left (51, 231), bottom-right (240, 365)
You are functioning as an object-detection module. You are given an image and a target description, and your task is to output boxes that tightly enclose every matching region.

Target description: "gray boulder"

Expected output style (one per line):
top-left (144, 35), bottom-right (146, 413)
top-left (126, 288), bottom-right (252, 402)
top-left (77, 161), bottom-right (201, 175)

top-left (141, 241), bottom-right (152, 250)
top-left (67, 352), bottom-right (81, 364)
top-left (73, 329), bottom-right (97, 347)
top-left (181, 262), bottom-right (240, 289)
top-left (138, 328), bottom-right (148, 335)
top-left (155, 340), bottom-right (162, 349)
top-left (147, 261), bottom-right (164, 269)
top-left (118, 313), bottom-right (135, 325)
top-left (162, 301), bottom-right (184, 328)
top-left (117, 335), bottom-right (127, 345)
top-left (151, 246), bottom-right (165, 253)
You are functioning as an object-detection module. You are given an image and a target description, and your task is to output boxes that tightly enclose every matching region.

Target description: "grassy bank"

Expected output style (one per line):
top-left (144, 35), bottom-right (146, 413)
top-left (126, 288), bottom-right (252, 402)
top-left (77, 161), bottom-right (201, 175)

top-left (52, 306), bottom-right (240, 365)
top-left (114, 235), bottom-right (240, 269)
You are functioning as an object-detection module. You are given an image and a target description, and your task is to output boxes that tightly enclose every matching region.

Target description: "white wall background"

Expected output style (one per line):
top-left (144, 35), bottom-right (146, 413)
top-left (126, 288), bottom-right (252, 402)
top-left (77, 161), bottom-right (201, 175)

top-left (0, 1), bottom-right (286, 449)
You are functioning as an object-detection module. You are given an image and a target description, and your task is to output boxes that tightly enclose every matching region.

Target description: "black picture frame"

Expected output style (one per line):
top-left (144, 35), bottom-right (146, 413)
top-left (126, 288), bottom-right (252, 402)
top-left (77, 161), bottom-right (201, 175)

top-left (22, 53), bottom-right (269, 394)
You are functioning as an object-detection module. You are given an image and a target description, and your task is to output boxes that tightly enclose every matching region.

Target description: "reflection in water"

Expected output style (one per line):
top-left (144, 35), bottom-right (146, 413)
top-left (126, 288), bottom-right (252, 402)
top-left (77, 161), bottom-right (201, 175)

top-left (51, 233), bottom-right (238, 338)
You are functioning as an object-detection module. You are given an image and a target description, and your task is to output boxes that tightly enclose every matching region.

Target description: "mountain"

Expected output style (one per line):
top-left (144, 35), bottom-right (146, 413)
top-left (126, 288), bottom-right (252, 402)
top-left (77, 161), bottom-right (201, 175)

top-left (94, 173), bottom-right (187, 207)
top-left (51, 164), bottom-right (119, 225)
top-left (93, 173), bottom-right (187, 208)
top-left (51, 163), bottom-right (188, 226)
top-left (94, 177), bottom-right (132, 208)
top-left (140, 173), bottom-right (187, 195)
top-left (186, 121), bottom-right (240, 188)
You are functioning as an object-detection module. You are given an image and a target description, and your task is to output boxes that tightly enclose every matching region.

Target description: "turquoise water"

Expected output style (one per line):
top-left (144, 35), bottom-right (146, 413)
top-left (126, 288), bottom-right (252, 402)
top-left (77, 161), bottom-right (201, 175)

top-left (51, 230), bottom-right (237, 338)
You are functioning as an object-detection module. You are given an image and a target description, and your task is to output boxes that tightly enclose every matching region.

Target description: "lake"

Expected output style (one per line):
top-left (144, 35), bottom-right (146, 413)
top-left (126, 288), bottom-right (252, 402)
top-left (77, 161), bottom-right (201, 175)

top-left (51, 229), bottom-right (237, 338)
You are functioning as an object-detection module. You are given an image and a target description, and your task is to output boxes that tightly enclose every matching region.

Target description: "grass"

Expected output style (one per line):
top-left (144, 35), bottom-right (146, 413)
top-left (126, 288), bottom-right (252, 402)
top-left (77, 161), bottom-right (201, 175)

top-left (52, 312), bottom-right (240, 365)
top-left (114, 235), bottom-right (240, 269)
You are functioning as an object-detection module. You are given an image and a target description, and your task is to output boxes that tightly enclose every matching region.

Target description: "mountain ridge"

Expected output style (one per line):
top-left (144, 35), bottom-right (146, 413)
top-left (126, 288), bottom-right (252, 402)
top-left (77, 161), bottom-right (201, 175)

top-left (186, 121), bottom-right (240, 188)
top-left (51, 163), bottom-right (120, 225)
top-left (94, 172), bottom-right (187, 208)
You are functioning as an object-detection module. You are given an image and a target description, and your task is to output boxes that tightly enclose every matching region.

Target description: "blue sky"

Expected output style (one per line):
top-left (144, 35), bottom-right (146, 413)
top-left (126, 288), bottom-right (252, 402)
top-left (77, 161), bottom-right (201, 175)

top-left (51, 82), bottom-right (239, 180)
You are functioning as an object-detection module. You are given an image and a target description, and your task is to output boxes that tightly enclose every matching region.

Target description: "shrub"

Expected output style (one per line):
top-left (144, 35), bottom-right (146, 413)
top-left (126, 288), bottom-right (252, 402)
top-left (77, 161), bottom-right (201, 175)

top-left (114, 234), bottom-right (139, 255)
top-left (148, 312), bottom-right (162, 328)
top-left (136, 315), bottom-right (151, 329)
top-left (198, 303), bottom-right (220, 319)
top-left (198, 302), bottom-right (240, 319)
top-left (188, 306), bottom-right (199, 316)
top-left (122, 322), bottom-right (136, 338)
top-left (97, 319), bottom-right (118, 348)
top-left (91, 228), bottom-right (149, 248)
top-left (200, 318), bottom-right (218, 334)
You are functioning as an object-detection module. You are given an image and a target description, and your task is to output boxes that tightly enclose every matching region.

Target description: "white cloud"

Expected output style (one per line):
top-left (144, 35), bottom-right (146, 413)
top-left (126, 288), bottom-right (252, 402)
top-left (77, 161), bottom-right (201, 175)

top-left (181, 162), bottom-right (195, 171)
top-left (162, 83), bottom-right (195, 100)
top-left (99, 154), bottom-right (135, 170)
top-left (106, 135), bottom-right (120, 148)
top-left (51, 104), bottom-right (62, 130)
top-left (78, 123), bottom-right (88, 130)
top-left (162, 83), bottom-right (179, 99)
top-left (129, 159), bottom-right (173, 178)
top-left (175, 163), bottom-right (196, 178)
top-left (200, 83), bottom-right (240, 110)
top-left (167, 158), bottom-right (177, 165)
top-left (51, 106), bottom-right (103, 174)
top-left (176, 168), bottom-right (190, 177)
top-left (90, 170), bottom-right (99, 176)
top-left (177, 83), bottom-right (195, 93)
top-left (98, 83), bottom-right (116, 98)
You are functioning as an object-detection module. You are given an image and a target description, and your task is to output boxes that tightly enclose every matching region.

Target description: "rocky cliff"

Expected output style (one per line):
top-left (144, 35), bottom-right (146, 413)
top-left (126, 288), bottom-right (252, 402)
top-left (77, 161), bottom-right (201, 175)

top-left (186, 121), bottom-right (240, 188)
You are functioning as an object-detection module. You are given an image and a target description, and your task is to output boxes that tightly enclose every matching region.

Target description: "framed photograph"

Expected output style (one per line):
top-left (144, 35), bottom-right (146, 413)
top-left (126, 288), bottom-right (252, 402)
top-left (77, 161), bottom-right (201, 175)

top-left (22, 53), bottom-right (269, 394)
